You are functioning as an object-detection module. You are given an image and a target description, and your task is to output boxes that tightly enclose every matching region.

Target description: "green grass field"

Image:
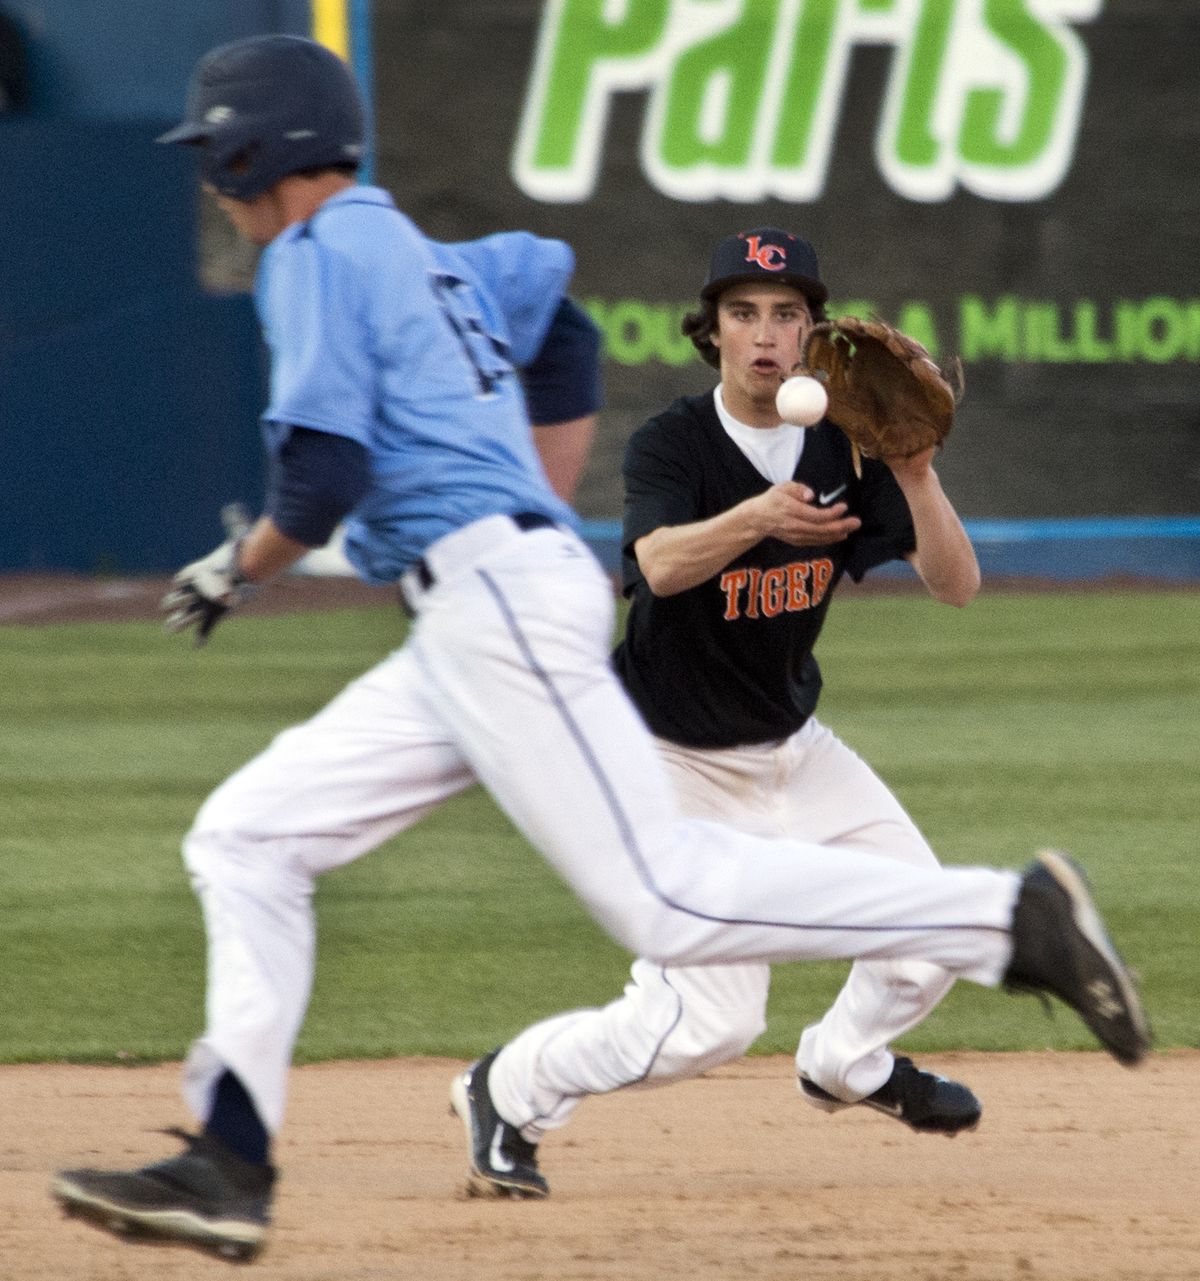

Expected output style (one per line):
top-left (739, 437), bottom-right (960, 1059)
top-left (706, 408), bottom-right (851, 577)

top-left (2, 588), bottom-right (1196, 1065)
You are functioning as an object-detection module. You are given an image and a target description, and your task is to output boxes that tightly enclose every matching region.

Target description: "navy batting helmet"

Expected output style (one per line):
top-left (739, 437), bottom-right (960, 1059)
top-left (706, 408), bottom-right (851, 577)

top-left (157, 34), bottom-right (365, 201)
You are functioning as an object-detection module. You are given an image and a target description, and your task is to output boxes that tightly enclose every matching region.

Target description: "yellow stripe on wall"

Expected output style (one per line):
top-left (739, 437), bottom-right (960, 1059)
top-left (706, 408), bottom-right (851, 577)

top-left (312, 0), bottom-right (349, 58)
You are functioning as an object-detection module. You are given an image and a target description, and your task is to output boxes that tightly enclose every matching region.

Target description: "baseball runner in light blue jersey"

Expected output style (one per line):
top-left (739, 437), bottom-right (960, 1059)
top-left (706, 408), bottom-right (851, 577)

top-left (52, 35), bottom-right (1149, 1262)
top-left (257, 192), bottom-right (578, 582)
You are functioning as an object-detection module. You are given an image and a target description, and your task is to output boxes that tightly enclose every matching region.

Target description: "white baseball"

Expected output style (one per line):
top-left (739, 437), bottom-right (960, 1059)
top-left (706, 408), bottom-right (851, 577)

top-left (775, 375), bottom-right (828, 426)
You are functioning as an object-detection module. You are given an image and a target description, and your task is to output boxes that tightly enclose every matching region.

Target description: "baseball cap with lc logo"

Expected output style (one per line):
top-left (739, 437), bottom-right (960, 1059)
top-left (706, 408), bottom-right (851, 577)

top-left (700, 227), bottom-right (828, 305)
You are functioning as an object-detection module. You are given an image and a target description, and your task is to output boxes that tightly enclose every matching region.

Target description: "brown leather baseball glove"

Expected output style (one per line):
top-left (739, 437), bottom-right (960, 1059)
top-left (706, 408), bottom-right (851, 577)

top-left (803, 317), bottom-right (963, 468)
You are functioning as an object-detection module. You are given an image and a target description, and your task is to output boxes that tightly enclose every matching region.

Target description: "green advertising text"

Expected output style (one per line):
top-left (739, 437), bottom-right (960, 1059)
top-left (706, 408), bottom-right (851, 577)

top-left (515, 0), bottom-right (1104, 204)
top-left (586, 295), bottom-right (1200, 366)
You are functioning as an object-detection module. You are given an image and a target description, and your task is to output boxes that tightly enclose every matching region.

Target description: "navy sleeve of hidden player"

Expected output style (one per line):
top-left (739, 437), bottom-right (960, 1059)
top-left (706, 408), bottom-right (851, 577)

top-left (264, 426), bottom-right (371, 547)
top-left (842, 457), bottom-right (917, 582)
top-left (521, 297), bottom-right (604, 425)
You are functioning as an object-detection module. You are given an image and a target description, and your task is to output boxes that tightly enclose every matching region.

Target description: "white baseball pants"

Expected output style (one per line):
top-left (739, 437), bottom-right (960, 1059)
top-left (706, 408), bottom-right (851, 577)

top-left (488, 722), bottom-right (956, 1138)
top-left (180, 516), bottom-right (1018, 1132)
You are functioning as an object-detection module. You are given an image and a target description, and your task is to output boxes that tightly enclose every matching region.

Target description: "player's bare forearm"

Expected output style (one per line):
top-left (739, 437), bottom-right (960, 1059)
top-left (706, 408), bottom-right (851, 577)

top-left (635, 485), bottom-right (859, 596)
top-left (532, 415), bottom-right (597, 503)
top-left (237, 516), bottom-right (312, 583)
top-left (891, 453), bottom-right (980, 607)
top-left (634, 518), bottom-right (759, 596)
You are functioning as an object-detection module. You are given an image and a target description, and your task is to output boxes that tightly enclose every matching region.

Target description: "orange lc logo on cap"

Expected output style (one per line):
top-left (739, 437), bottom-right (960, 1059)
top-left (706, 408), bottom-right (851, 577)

top-left (742, 235), bottom-right (787, 271)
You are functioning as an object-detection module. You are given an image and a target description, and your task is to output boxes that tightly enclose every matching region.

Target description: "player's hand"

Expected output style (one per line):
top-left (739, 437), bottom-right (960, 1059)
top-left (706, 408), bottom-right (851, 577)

top-left (162, 538), bottom-right (257, 646)
top-left (748, 482), bottom-right (861, 547)
top-left (882, 445), bottom-right (938, 480)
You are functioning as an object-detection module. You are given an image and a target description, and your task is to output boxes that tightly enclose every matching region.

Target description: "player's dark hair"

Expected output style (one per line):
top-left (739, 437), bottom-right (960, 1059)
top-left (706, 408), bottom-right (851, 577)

top-left (681, 300), bottom-right (722, 369)
top-left (682, 292), bottom-right (829, 369)
top-left (292, 162), bottom-right (361, 182)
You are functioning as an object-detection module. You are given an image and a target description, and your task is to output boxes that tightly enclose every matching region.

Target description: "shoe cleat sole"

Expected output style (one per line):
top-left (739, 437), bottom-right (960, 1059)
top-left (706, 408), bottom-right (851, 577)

top-left (53, 1177), bottom-right (265, 1263)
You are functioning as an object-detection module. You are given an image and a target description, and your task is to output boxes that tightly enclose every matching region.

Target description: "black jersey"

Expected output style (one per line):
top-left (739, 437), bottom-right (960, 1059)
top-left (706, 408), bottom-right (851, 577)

top-left (612, 392), bottom-right (916, 748)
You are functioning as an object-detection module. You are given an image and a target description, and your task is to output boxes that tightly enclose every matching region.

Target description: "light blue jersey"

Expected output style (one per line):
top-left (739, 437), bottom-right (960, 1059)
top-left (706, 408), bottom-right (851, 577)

top-left (255, 186), bottom-right (579, 584)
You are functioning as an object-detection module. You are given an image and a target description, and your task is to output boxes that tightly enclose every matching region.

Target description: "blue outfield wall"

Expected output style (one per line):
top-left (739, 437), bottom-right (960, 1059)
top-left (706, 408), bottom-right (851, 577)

top-left (0, 1), bottom-right (311, 576)
top-left (0, 0), bottom-right (378, 576)
top-left (1, 121), bottom-right (267, 574)
top-left (579, 519), bottom-right (1200, 582)
top-left (959, 518), bottom-right (1200, 581)
top-left (14, 0), bottom-right (311, 119)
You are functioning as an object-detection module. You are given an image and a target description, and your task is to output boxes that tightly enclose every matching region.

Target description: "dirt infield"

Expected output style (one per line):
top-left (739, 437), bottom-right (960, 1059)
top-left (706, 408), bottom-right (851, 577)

top-left (4, 1052), bottom-right (1198, 1281)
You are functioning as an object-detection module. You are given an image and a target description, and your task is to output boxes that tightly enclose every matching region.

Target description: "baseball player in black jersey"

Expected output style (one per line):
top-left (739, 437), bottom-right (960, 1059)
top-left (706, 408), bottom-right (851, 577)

top-left (453, 227), bottom-right (1000, 1193)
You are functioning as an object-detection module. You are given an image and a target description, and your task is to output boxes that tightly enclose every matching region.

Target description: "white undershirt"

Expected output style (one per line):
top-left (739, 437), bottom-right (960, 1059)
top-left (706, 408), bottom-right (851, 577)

top-left (713, 385), bottom-right (805, 485)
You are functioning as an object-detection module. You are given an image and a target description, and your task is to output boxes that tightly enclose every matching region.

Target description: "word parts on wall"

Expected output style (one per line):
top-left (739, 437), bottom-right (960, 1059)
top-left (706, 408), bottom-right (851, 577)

top-left (515, 0), bottom-right (1103, 204)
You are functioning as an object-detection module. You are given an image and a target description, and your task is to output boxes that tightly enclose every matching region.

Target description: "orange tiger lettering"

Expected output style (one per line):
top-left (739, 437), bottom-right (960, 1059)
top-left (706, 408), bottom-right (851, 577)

top-left (720, 568), bottom-right (748, 620)
top-left (811, 557), bottom-right (834, 606)
top-left (761, 567), bottom-right (786, 617)
top-left (786, 562), bottom-right (811, 611)
top-left (744, 568), bottom-right (762, 619)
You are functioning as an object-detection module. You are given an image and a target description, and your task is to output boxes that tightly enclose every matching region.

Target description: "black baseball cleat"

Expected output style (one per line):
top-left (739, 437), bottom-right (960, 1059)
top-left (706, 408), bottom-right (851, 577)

top-left (52, 1129), bottom-right (275, 1262)
top-left (798, 1057), bottom-right (982, 1135)
top-left (449, 1049), bottom-right (549, 1199)
top-left (1005, 849), bottom-right (1151, 1066)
